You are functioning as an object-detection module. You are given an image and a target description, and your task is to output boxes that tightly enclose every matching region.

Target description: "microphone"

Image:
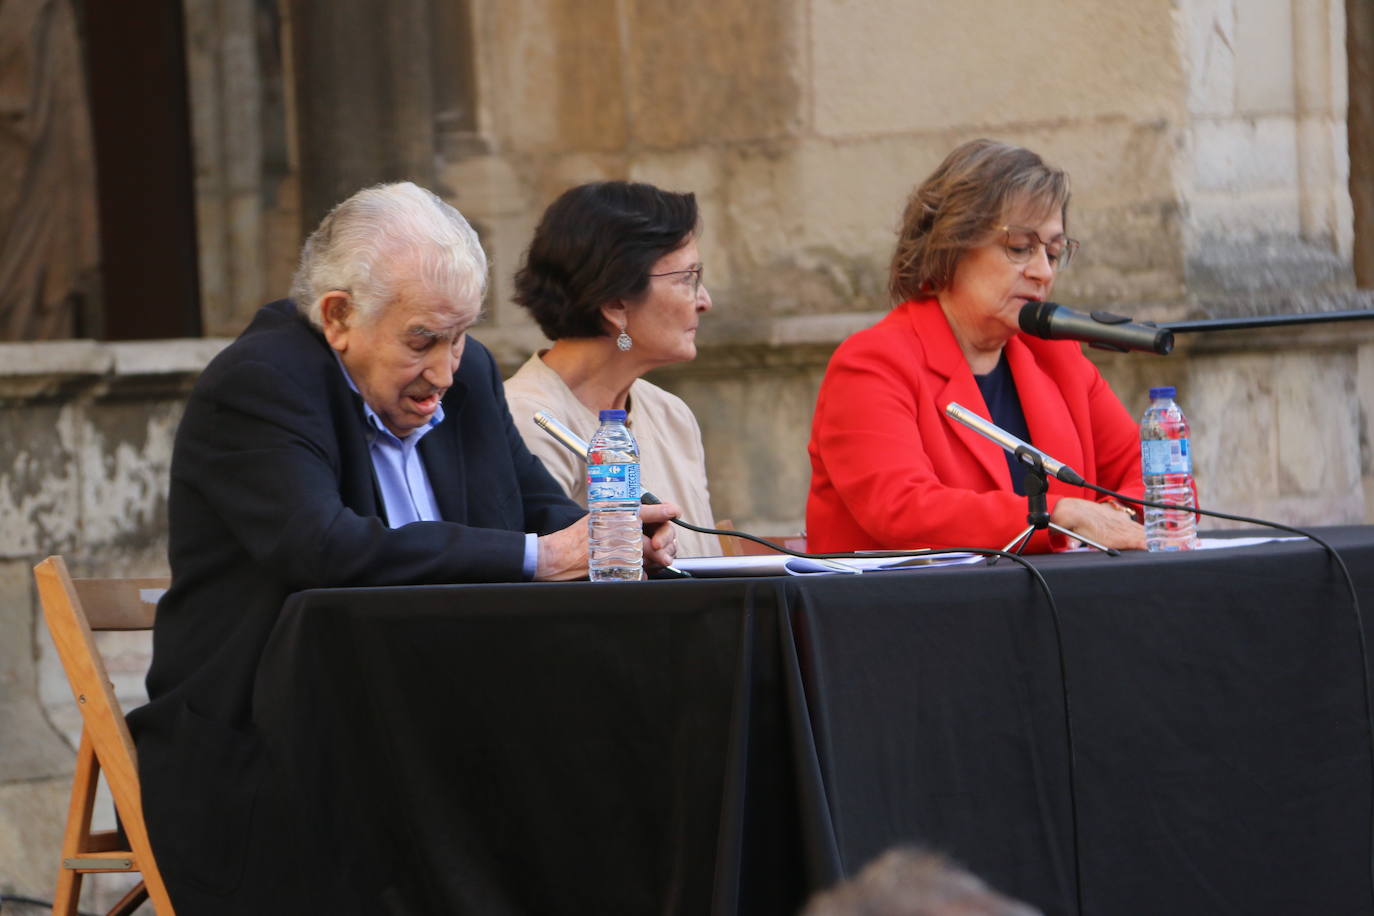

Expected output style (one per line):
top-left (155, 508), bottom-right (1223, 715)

top-left (944, 402), bottom-right (1087, 487)
top-left (532, 411), bottom-right (590, 462)
top-left (1018, 301), bottom-right (1174, 355)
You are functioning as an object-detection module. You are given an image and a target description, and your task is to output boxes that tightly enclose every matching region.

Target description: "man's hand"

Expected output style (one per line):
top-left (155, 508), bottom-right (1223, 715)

top-left (1049, 496), bottom-right (1146, 551)
top-left (534, 501), bottom-right (681, 581)
top-left (641, 502), bottom-right (681, 570)
top-left (535, 516), bottom-right (590, 581)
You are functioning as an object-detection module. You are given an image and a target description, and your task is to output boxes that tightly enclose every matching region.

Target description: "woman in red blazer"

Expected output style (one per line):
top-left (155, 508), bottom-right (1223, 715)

top-left (807, 140), bottom-right (1145, 553)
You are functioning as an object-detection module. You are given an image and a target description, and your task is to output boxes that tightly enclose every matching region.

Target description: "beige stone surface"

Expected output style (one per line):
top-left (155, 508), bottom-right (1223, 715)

top-left (0, 559), bottom-right (72, 781)
top-left (1190, 116), bottom-right (1301, 195)
top-left (475, 0), bottom-right (551, 151)
top-left (1291, 0), bottom-right (1346, 115)
top-left (1271, 354), bottom-right (1361, 499)
top-left (548, 0), bottom-right (630, 153)
top-left (0, 774), bottom-right (140, 910)
top-left (811, 0), bottom-right (1183, 138)
top-left (1184, 0), bottom-right (1236, 117)
top-left (0, 777), bottom-right (70, 898)
top-left (1232, 0), bottom-right (1297, 116)
top-left (1296, 115), bottom-right (1353, 254)
top-left (626, 0), bottom-right (801, 148)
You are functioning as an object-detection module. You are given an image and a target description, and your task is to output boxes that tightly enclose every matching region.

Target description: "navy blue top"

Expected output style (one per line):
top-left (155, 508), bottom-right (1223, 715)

top-left (974, 353), bottom-right (1032, 495)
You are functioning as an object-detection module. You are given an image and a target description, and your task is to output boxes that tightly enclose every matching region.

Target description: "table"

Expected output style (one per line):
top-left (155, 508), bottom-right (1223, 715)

top-left (253, 527), bottom-right (1374, 915)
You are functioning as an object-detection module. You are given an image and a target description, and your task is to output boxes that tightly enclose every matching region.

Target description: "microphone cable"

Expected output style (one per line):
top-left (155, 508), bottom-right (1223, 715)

top-left (1078, 482), bottom-right (1374, 908)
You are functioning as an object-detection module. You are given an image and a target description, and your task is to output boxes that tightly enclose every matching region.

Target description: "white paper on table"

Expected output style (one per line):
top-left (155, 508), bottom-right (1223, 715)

top-left (1061, 535), bottom-right (1307, 553)
top-left (1195, 535), bottom-right (1305, 550)
top-left (675, 552), bottom-right (983, 578)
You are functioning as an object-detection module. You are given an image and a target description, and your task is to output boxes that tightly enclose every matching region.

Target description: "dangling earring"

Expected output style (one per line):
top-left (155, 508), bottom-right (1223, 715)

top-left (616, 329), bottom-right (633, 351)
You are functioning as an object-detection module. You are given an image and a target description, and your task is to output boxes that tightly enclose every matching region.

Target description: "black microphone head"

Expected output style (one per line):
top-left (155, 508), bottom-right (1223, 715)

top-left (1018, 300), bottom-right (1056, 337)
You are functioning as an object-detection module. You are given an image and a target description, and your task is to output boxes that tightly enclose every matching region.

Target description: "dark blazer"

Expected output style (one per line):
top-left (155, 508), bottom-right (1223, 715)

top-left (128, 299), bottom-right (584, 914)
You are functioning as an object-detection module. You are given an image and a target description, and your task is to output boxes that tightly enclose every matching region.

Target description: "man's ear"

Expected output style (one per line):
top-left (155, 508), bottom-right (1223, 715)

top-left (319, 292), bottom-right (353, 351)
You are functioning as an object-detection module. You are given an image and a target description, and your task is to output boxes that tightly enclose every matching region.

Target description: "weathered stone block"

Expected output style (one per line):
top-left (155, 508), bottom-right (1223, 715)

top-left (1233, 0), bottom-right (1297, 116)
top-left (625, 0), bottom-right (801, 148)
top-left (1184, 0), bottom-right (1237, 117)
top-left (0, 405), bottom-right (79, 558)
top-left (77, 401), bottom-right (180, 551)
top-left (1293, 0), bottom-right (1347, 113)
top-left (0, 559), bottom-right (72, 781)
top-left (811, 0), bottom-right (1182, 138)
top-left (1183, 353), bottom-right (1279, 518)
top-left (1296, 115), bottom-right (1353, 256)
top-left (1272, 353), bottom-right (1361, 497)
top-left (1190, 115), bottom-right (1300, 194)
top-left (481, 0), bottom-right (626, 153)
top-left (0, 774), bottom-right (140, 910)
top-left (0, 778), bottom-right (71, 898)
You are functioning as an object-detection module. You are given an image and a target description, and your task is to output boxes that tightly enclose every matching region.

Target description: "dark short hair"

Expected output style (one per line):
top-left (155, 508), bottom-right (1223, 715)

top-left (513, 181), bottom-right (700, 339)
top-left (889, 139), bottom-right (1070, 304)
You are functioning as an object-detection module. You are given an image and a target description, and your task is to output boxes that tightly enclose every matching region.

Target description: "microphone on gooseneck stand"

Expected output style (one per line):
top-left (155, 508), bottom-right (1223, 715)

top-left (1019, 301), bottom-right (1175, 355)
top-left (944, 402), bottom-right (1116, 556)
top-left (943, 403), bottom-right (1087, 487)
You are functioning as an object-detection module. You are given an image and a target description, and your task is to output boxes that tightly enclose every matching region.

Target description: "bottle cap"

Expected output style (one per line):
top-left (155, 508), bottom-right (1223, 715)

top-left (1148, 386), bottom-right (1176, 399)
top-left (598, 409), bottom-right (628, 422)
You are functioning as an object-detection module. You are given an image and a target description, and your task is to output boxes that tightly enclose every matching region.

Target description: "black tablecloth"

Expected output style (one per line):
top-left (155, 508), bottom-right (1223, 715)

top-left (253, 527), bottom-right (1374, 915)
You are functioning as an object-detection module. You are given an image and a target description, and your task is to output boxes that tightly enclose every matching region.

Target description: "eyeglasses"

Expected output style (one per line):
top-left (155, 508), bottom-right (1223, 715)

top-left (998, 226), bottom-right (1080, 271)
top-left (648, 265), bottom-right (705, 296)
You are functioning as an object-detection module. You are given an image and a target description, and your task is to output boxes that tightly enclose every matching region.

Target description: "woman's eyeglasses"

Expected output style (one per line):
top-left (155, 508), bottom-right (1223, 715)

top-left (998, 226), bottom-right (1079, 271)
top-left (648, 265), bottom-right (705, 295)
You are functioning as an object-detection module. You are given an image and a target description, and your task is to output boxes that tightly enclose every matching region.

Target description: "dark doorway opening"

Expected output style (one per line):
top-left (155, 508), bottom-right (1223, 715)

top-left (79, 0), bottom-right (202, 339)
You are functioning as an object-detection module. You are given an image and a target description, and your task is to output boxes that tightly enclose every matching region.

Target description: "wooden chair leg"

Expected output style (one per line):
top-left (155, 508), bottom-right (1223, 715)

top-left (123, 816), bottom-right (176, 914)
top-left (109, 880), bottom-right (149, 916)
top-left (52, 861), bottom-right (84, 916)
top-left (54, 732), bottom-right (101, 916)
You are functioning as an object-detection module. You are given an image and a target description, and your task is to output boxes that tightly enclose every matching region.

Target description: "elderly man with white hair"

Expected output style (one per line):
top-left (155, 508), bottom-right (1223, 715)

top-left (128, 182), bottom-right (679, 914)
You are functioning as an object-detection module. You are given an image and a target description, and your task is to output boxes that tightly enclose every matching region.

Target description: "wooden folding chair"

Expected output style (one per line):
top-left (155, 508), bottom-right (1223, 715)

top-left (33, 556), bottom-right (176, 916)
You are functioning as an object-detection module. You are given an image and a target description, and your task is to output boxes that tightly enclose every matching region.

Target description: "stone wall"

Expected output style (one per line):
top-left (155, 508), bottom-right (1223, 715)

top-left (0, 340), bottom-right (224, 910)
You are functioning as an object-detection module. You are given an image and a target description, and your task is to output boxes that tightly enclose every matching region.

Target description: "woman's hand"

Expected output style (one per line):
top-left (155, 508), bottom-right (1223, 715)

top-left (1049, 497), bottom-right (1146, 551)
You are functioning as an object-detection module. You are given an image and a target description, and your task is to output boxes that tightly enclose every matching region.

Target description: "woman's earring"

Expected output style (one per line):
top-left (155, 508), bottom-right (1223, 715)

top-left (616, 329), bottom-right (633, 351)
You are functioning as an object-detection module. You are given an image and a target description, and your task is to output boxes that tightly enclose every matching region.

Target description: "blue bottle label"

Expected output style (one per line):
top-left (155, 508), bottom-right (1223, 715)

top-left (587, 463), bottom-right (641, 501)
top-left (1141, 438), bottom-right (1192, 476)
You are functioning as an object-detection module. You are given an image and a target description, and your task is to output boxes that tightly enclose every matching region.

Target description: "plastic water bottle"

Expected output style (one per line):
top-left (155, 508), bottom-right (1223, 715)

top-left (1139, 386), bottom-right (1200, 551)
top-left (587, 409), bottom-right (642, 581)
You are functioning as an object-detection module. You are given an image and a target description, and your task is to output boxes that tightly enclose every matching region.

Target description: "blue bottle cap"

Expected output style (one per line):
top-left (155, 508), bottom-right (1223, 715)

top-left (598, 409), bottom-right (628, 421)
top-left (1149, 386), bottom-right (1176, 399)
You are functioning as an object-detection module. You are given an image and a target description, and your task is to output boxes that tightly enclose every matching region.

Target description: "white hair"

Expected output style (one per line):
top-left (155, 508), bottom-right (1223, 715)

top-left (290, 181), bottom-right (488, 329)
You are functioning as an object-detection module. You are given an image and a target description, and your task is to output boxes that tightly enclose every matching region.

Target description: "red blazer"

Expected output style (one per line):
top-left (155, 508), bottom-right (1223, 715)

top-left (806, 298), bottom-right (1144, 553)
